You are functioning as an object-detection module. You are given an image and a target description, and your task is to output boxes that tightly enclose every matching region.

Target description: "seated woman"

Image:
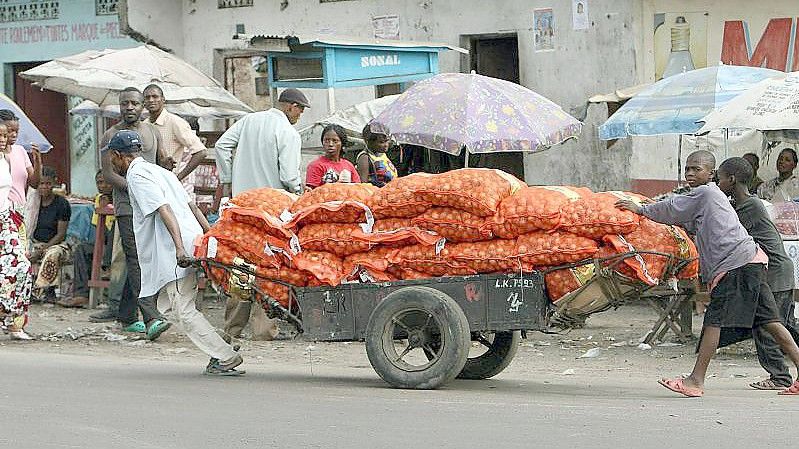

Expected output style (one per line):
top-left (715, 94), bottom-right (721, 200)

top-left (305, 124), bottom-right (361, 189)
top-left (356, 123), bottom-right (398, 187)
top-left (29, 167), bottom-right (71, 303)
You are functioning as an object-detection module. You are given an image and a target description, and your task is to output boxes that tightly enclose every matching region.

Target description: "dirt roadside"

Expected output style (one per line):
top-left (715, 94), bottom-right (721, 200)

top-left (6, 295), bottom-right (775, 386)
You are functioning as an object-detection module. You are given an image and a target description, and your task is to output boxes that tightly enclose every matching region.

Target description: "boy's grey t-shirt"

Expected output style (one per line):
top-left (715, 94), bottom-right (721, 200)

top-left (640, 183), bottom-right (757, 283)
top-left (734, 195), bottom-right (795, 292)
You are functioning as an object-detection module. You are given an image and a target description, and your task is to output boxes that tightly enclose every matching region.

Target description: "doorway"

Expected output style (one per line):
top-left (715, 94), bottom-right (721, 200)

top-left (468, 35), bottom-right (520, 84)
top-left (459, 34), bottom-right (524, 180)
top-left (13, 62), bottom-right (70, 189)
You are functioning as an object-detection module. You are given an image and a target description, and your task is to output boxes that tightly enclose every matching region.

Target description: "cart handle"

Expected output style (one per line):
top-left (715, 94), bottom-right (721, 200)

top-left (190, 257), bottom-right (305, 333)
top-left (541, 250), bottom-right (695, 278)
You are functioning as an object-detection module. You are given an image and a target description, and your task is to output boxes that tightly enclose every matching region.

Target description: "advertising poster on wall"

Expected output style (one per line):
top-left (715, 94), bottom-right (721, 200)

top-left (572, 0), bottom-right (589, 30)
top-left (654, 12), bottom-right (708, 80)
top-left (534, 8), bottom-right (555, 51)
top-left (372, 14), bottom-right (400, 40)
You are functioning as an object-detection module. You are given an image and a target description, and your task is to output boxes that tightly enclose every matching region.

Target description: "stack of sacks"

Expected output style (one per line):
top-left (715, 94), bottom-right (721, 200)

top-left (194, 168), bottom-right (699, 308)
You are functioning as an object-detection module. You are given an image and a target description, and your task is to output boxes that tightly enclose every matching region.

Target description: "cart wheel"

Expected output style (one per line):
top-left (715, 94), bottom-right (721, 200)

top-left (365, 286), bottom-right (470, 390)
top-left (457, 331), bottom-right (521, 380)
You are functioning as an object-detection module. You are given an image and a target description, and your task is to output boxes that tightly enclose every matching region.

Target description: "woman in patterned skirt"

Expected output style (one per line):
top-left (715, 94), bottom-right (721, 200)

top-left (0, 122), bottom-right (33, 340)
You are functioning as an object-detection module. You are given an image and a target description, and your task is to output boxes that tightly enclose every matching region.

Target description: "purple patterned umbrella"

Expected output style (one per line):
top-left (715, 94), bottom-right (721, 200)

top-left (370, 72), bottom-right (581, 156)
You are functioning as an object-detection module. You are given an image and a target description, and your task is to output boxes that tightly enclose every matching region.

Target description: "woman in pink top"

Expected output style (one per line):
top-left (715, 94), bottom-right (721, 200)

top-left (0, 110), bottom-right (42, 246)
top-left (305, 124), bottom-right (361, 189)
top-left (0, 122), bottom-right (34, 340)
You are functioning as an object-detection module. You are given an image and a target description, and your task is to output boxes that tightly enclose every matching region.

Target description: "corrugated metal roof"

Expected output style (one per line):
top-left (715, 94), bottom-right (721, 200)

top-left (246, 33), bottom-right (468, 54)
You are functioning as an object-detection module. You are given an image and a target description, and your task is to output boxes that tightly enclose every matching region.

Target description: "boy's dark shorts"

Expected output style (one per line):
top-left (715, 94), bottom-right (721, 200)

top-left (704, 263), bottom-right (781, 329)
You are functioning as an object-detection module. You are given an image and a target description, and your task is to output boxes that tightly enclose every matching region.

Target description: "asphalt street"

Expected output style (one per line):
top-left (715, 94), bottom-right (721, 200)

top-left (2, 348), bottom-right (798, 449)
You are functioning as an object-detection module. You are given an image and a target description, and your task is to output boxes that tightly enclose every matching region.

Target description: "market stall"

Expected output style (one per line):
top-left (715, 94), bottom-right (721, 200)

top-left (245, 34), bottom-right (466, 114)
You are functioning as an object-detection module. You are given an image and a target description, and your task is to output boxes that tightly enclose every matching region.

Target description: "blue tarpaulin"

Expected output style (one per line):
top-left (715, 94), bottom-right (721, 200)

top-left (599, 65), bottom-right (782, 140)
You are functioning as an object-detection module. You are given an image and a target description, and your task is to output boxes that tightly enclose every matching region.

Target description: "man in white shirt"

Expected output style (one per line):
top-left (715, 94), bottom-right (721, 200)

top-left (107, 130), bottom-right (243, 375)
top-left (214, 88), bottom-right (308, 198)
top-left (143, 84), bottom-right (207, 201)
top-left (213, 88), bottom-right (309, 342)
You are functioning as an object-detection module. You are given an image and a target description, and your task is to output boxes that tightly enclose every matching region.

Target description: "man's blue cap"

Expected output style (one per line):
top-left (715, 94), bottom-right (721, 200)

top-left (104, 130), bottom-right (142, 153)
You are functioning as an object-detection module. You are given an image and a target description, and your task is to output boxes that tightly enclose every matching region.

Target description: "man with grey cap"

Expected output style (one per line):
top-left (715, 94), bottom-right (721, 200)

top-left (214, 88), bottom-right (310, 342)
top-left (214, 87), bottom-right (309, 198)
top-left (107, 129), bottom-right (244, 375)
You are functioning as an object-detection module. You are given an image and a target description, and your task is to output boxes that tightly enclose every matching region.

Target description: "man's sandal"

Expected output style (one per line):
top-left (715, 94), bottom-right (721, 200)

top-left (658, 377), bottom-right (704, 397)
top-left (750, 379), bottom-right (790, 390)
top-left (778, 381), bottom-right (799, 395)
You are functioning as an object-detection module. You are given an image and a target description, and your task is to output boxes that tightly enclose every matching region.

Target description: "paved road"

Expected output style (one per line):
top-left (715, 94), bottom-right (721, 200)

top-left (2, 349), bottom-right (798, 449)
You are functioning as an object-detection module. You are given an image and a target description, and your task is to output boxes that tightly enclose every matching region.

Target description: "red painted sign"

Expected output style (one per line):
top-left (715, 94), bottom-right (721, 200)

top-left (0, 20), bottom-right (123, 45)
top-left (721, 17), bottom-right (797, 71)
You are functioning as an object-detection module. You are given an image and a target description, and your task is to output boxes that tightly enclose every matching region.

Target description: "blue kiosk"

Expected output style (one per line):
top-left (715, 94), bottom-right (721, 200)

top-left (246, 34), bottom-right (466, 112)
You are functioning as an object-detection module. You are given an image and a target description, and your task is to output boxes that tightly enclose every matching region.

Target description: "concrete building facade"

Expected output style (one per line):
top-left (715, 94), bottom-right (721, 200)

top-left (0, 0), bottom-right (139, 195)
top-left (4, 0), bottom-right (797, 194)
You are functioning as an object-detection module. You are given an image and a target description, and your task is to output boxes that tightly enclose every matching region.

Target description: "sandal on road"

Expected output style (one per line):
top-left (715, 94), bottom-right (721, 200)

top-left (750, 379), bottom-right (790, 390)
top-left (146, 320), bottom-right (172, 341)
top-left (658, 377), bottom-right (704, 398)
top-left (778, 381), bottom-right (799, 395)
top-left (122, 321), bottom-right (146, 333)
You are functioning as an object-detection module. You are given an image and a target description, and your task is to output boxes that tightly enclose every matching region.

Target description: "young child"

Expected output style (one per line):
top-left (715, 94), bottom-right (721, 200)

top-left (356, 124), bottom-right (397, 187)
top-left (716, 157), bottom-right (799, 390)
top-left (616, 159), bottom-right (799, 397)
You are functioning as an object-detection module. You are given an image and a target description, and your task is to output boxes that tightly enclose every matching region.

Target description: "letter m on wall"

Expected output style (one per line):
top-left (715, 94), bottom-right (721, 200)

top-left (721, 18), bottom-right (794, 71)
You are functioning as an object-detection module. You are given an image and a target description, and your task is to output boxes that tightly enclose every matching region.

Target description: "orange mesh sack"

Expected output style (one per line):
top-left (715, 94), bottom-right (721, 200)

top-left (297, 223), bottom-right (371, 257)
top-left (289, 183), bottom-right (378, 224)
top-left (342, 247), bottom-right (400, 282)
top-left (393, 268), bottom-right (433, 281)
top-left (254, 281), bottom-right (290, 307)
top-left (342, 247), bottom-right (398, 274)
top-left (230, 188), bottom-right (297, 217)
top-left (223, 207), bottom-right (297, 242)
top-left (413, 168), bottom-right (525, 217)
top-left (492, 186), bottom-right (592, 238)
top-left (559, 191), bottom-right (644, 239)
top-left (256, 265), bottom-right (309, 287)
top-left (411, 207), bottom-right (492, 242)
top-left (515, 231), bottom-right (599, 267)
top-left (201, 219), bottom-right (290, 268)
top-left (445, 239), bottom-right (521, 273)
top-left (390, 244), bottom-right (476, 277)
top-left (292, 250), bottom-right (346, 286)
top-left (603, 218), bottom-right (699, 285)
top-left (595, 245), bottom-right (638, 279)
top-left (254, 265), bottom-right (311, 307)
top-left (545, 264), bottom-right (598, 303)
top-left (373, 218), bottom-right (414, 232)
top-left (367, 173), bottom-right (435, 219)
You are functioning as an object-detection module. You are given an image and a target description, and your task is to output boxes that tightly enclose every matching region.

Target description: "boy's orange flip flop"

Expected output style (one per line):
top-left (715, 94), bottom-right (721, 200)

top-left (658, 377), bottom-right (704, 397)
top-left (777, 381), bottom-right (799, 395)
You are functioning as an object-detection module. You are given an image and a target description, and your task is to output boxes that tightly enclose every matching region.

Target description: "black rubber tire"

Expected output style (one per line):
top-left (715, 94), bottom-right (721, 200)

top-left (457, 331), bottom-right (521, 380)
top-left (365, 286), bottom-right (471, 389)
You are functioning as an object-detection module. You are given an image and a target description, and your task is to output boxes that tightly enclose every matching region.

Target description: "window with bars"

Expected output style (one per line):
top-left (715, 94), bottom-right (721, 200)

top-left (218, 0), bottom-right (253, 8)
top-left (0, 1), bottom-right (60, 23)
top-left (95, 0), bottom-right (117, 16)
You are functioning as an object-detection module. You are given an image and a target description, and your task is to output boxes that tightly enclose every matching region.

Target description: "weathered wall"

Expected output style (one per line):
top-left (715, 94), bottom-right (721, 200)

top-left (120, 0), bottom-right (184, 52)
top-left (124, 0), bottom-right (644, 189)
top-left (0, 0), bottom-right (137, 93)
top-left (0, 0), bottom-right (139, 195)
top-left (629, 0), bottom-right (799, 193)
